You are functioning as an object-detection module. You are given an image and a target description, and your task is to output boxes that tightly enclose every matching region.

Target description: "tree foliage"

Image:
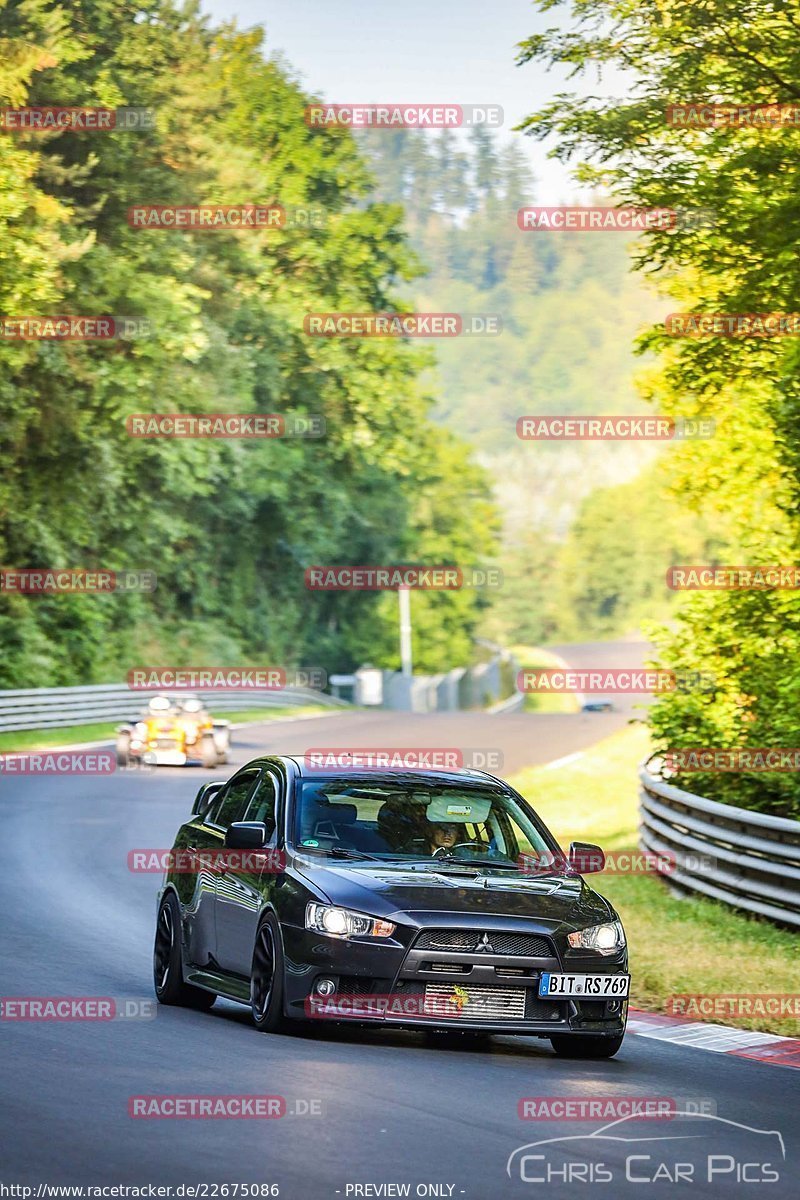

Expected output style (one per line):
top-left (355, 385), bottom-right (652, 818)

top-left (0, 0), bottom-right (496, 684)
top-left (519, 0), bottom-right (800, 815)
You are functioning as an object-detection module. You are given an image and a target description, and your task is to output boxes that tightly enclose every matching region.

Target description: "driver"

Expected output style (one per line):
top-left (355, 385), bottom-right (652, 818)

top-left (428, 821), bottom-right (460, 857)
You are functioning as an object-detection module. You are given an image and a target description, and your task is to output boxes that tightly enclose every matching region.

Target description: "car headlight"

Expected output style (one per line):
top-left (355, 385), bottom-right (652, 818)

top-left (305, 903), bottom-right (395, 939)
top-left (567, 920), bottom-right (625, 955)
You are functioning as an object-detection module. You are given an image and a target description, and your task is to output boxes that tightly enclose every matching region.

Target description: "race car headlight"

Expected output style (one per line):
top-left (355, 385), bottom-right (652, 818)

top-left (567, 920), bottom-right (625, 955)
top-left (305, 903), bottom-right (395, 939)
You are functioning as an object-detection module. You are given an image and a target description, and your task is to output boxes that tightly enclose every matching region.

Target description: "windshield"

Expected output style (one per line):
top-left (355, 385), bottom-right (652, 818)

top-left (293, 777), bottom-right (559, 870)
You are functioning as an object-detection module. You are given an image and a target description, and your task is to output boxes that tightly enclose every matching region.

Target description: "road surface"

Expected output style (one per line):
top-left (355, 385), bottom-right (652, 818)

top-left (1, 642), bottom-right (795, 1197)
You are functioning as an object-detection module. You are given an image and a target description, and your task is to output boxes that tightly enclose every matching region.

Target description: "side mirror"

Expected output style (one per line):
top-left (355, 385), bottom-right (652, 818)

top-left (225, 822), bottom-right (268, 849)
top-left (568, 841), bottom-right (605, 874)
top-left (189, 777), bottom-right (224, 816)
top-left (191, 781), bottom-right (225, 817)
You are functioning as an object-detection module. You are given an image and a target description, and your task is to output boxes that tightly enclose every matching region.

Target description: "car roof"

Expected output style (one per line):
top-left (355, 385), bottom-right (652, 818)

top-left (283, 755), bottom-right (504, 787)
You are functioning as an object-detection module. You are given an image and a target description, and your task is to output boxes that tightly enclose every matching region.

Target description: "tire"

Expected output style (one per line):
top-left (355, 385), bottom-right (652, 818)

top-left (215, 731), bottom-right (231, 765)
top-left (250, 914), bottom-right (288, 1033)
top-left (200, 735), bottom-right (218, 769)
top-left (115, 731), bottom-right (131, 768)
top-left (550, 1033), bottom-right (624, 1059)
top-left (153, 893), bottom-right (216, 1011)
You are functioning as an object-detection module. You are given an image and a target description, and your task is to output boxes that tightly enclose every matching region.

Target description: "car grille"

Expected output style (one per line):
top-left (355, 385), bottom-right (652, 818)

top-left (338, 976), bottom-right (376, 996)
top-left (414, 929), bottom-right (552, 957)
top-left (423, 983), bottom-right (526, 1021)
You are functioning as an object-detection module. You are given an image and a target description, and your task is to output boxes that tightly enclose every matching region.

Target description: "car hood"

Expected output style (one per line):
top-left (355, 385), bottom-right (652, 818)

top-left (292, 859), bottom-right (612, 931)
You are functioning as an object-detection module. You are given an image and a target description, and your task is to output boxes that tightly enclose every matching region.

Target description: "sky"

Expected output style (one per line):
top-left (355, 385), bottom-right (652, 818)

top-left (200, 0), bottom-right (606, 199)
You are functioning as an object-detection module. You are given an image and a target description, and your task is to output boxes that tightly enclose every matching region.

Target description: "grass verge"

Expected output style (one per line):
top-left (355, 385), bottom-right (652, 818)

top-left (509, 724), bottom-right (799, 1037)
top-left (0, 704), bottom-right (338, 753)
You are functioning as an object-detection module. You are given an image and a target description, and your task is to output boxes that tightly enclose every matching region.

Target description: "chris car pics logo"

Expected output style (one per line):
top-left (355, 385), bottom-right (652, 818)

top-left (507, 1113), bottom-right (785, 1185)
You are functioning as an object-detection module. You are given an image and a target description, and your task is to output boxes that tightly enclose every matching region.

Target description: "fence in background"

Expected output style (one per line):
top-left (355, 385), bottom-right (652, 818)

top-left (0, 683), bottom-right (348, 733)
top-left (639, 756), bottom-right (800, 928)
top-left (341, 651), bottom-right (519, 713)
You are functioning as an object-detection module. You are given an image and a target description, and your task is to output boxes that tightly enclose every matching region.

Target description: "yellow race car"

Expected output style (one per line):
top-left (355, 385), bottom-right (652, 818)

top-left (115, 694), bottom-right (230, 769)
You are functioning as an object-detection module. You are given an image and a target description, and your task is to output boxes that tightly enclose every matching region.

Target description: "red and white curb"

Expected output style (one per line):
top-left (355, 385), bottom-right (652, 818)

top-left (628, 1008), bottom-right (800, 1070)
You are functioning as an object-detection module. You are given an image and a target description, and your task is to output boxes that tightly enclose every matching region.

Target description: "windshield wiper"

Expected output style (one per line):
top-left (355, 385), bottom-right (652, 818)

top-left (427, 854), bottom-right (521, 870)
top-left (326, 846), bottom-right (393, 862)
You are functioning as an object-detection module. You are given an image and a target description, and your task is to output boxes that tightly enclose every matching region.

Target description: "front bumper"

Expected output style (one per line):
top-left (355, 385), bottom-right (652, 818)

top-left (145, 747), bottom-right (188, 766)
top-left (282, 919), bottom-right (628, 1037)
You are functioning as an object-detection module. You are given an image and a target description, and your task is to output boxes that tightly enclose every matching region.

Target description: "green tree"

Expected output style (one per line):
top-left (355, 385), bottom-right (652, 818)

top-left (0, 0), bottom-right (496, 685)
top-left (518, 0), bottom-right (800, 815)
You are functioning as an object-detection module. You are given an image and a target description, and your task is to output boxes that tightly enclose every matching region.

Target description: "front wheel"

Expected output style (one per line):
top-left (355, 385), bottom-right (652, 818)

top-left (115, 731), bottom-right (131, 768)
top-left (250, 915), bottom-right (288, 1033)
top-left (200, 735), bottom-right (218, 769)
top-left (550, 1033), bottom-right (624, 1059)
top-left (153, 893), bottom-right (216, 1010)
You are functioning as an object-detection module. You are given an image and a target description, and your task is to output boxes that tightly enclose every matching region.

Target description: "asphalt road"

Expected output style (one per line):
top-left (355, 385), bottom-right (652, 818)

top-left (1, 641), bottom-right (796, 1198)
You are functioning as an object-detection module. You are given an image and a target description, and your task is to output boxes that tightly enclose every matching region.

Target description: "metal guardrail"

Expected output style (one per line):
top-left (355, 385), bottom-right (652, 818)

top-left (486, 691), bottom-right (524, 715)
top-left (0, 683), bottom-right (349, 733)
top-left (639, 756), bottom-right (800, 928)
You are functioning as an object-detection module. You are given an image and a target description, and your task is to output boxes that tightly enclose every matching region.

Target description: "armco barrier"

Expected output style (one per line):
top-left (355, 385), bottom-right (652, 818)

top-left (378, 650), bottom-right (519, 714)
top-left (639, 756), bottom-right (800, 928)
top-left (0, 683), bottom-right (348, 733)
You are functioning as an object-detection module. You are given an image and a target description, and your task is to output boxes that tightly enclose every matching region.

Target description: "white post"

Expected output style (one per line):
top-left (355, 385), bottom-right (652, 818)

top-left (398, 586), bottom-right (413, 677)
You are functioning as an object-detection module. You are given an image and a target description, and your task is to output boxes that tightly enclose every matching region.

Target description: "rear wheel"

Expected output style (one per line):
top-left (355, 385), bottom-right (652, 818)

top-left (153, 893), bottom-right (216, 1010)
top-left (250, 915), bottom-right (288, 1033)
top-left (550, 1033), bottom-right (624, 1059)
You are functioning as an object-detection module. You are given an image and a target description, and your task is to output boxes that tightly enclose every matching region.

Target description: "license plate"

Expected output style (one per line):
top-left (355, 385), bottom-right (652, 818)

top-left (538, 972), bottom-right (630, 998)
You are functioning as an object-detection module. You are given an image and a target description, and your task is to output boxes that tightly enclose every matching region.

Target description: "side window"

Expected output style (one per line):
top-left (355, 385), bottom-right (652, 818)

top-left (207, 771), bottom-right (259, 830)
top-left (243, 772), bottom-right (279, 840)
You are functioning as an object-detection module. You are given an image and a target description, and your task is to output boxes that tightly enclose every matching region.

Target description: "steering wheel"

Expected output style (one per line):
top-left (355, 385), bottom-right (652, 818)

top-left (433, 840), bottom-right (489, 857)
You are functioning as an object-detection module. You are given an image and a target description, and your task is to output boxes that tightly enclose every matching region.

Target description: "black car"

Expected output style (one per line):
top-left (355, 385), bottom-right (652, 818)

top-left (153, 756), bottom-right (630, 1058)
